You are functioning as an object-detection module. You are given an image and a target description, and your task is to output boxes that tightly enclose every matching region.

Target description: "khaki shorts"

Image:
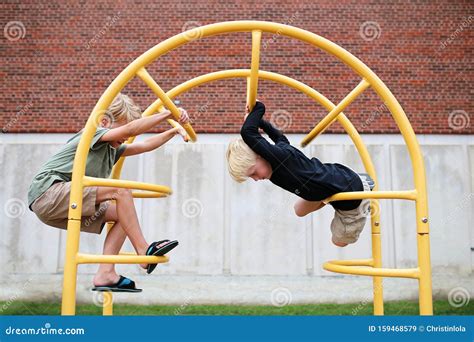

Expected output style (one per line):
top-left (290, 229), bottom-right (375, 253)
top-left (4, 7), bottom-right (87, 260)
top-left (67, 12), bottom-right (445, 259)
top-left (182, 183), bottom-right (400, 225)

top-left (330, 175), bottom-right (371, 245)
top-left (31, 181), bottom-right (109, 234)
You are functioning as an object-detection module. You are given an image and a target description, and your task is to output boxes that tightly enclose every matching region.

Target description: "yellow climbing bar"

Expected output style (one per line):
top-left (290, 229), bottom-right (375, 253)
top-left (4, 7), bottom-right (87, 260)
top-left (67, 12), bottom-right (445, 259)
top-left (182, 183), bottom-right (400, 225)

top-left (76, 253), bottom-right (169, 265)
top-left (136, 67), bottom-right (197, 142)
top-left (247, 30), bottom-right (262, 111)
top-left (82, 176), bottom-right (172, 195)
top-left (323, 261), bottom-right (420, 279)
top-left (324, 190), bottom-right (417, 202)
top-left (301, 79), bottom-right (371, 147)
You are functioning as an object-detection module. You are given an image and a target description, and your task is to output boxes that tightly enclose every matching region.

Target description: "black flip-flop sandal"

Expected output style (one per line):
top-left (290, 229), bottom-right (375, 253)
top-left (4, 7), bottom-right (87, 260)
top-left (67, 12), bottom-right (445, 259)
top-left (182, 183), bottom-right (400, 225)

top-left (146, 239), bottom-right (179, 274)
top-left (92, 275), bottom-right (142, 293)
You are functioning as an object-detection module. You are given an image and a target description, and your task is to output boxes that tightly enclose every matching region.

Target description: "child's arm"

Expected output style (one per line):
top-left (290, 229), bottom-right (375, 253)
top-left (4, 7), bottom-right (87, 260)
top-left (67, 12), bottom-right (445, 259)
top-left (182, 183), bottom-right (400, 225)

top-left (121, 127), bottom-right (183, 157)
top-left (259, 119), bottom-right (290, 145)
top-left (100, 108), bottom-right (188, 143)
top-left (244, 102), bottom-right (289, 144)
top-left (240, 102), bottom-right (288, 167)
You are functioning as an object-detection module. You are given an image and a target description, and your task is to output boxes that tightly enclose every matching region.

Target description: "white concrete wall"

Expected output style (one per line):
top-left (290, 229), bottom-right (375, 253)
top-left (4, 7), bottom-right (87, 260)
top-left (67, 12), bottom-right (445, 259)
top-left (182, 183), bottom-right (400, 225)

top-left (0, 133), bottom-right (472, 306)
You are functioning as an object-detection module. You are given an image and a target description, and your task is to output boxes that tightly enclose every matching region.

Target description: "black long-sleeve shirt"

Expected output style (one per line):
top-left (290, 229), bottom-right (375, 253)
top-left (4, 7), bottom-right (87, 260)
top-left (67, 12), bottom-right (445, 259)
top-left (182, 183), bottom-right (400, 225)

top-left (240, 101), bottom-right (363, 211)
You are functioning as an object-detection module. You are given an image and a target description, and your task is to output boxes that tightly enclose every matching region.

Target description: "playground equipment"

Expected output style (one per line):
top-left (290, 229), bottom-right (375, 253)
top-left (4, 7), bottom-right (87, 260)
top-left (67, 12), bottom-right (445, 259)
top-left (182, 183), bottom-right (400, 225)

top-left (61, 20), bottom-right (433, 316)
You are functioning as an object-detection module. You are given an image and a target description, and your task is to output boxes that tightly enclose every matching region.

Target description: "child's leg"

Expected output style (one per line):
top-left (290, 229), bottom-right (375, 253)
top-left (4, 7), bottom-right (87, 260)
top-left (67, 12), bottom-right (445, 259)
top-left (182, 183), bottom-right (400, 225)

top-left (96, 187), bottom-right (149, 256)
top-left (294, 198), bottom-right (326, 217)
top-left (93, 217), bottom-right (127, 285)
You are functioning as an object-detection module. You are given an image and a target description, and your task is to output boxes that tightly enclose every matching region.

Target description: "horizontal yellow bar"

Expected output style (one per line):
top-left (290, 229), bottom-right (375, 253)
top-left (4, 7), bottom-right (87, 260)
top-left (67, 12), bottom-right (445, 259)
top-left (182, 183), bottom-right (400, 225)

top-left (136, 67), bottom-right (197, 142)
top-left (328, 258), bottom-right (374, 267)
top-left (325, 190), bottom-right (417, 202)
top-left (301, 79), bottom-right (371, 147)
top-left (132, 191), bottom-right (169, 198)
top-left (83, 176), bottom-right (172, 195)
top-left (76, 253), bottom-right (169, 265)
top-left (323, 261), bottom-right (420, 279)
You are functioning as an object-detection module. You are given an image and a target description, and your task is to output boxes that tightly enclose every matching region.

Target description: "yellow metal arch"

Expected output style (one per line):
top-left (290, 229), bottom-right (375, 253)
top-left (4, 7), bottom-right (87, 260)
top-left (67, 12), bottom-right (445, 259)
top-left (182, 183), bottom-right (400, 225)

top-left (61, 20), bottom-right (432, 316)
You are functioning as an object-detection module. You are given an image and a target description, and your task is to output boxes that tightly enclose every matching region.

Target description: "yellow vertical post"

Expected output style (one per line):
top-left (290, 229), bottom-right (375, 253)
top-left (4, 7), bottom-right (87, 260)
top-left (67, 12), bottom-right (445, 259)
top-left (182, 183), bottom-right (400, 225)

top-left (61, 219), bottom-right (81, 315)
top-left (102, 221), bottom-right (115, 316)
top-left (417, 232), bottom-right (433, 314)
top-left (247, 30), bottom-right (262, 111)
top-left (371, 213), bottom-right (384, 315)
top-left (102, 291), bottom-right (113, 315)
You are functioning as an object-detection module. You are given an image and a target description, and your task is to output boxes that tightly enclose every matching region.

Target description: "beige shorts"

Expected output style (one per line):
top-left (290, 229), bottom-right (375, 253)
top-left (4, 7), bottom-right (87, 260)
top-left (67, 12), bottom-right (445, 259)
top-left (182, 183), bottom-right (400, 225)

top-left (330, 175), bottom-right (371, 245)
top-left (31, 181), bottom-right (109, 234)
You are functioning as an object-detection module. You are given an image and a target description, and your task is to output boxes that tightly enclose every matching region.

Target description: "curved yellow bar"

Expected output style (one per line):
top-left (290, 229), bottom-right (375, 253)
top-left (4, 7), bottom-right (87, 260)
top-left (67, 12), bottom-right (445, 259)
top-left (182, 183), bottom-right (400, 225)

top-left (324, 190), bottom-right (417, 202)
top-left (132, 191), bottom-right (169, 198)
top-left (82, 176), bottom-right (172, 195)
top-left (323, 261), bottom-right (420, 279)
top-left (328, 258), bottom-right (374, 266)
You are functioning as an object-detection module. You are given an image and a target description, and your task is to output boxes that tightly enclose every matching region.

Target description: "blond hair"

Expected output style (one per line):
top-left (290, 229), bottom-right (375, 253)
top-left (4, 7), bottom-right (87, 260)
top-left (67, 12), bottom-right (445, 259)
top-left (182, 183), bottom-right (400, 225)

top-left (226, 137), bottom-right (257, 183)
top-left (107, 93), bottom-right (142, 123)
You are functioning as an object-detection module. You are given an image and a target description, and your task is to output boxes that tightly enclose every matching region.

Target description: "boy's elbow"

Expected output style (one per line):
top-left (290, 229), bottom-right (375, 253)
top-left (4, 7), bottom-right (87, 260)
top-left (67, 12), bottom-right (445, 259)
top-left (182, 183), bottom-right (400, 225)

top-left (254, 101), bottom-right (265, 110)
top-left (240, 125), bottom-right (250, 138)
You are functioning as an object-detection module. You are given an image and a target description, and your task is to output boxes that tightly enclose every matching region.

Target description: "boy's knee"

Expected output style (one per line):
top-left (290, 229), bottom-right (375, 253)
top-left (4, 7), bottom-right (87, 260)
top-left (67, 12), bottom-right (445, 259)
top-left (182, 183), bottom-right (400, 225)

top-left (114, 188), bottom-right (133, 199)
top-left (331, 236), bottom-right (348, 247)
top-left (294, 203), bottom-right (306, 217)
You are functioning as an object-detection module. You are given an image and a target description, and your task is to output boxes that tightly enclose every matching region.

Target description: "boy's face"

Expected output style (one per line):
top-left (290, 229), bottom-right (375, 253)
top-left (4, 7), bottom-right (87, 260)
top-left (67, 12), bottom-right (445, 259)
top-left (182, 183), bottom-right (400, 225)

top-left (246, 156), bottom-right (272, 181)
top-left (101, 117), bottom-right (128, 148)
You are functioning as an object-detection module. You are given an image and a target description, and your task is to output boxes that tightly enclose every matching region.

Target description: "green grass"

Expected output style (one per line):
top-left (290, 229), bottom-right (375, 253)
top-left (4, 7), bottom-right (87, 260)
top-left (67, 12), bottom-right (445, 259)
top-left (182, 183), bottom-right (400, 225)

top-left (1, 300), bottom-right (473, 316)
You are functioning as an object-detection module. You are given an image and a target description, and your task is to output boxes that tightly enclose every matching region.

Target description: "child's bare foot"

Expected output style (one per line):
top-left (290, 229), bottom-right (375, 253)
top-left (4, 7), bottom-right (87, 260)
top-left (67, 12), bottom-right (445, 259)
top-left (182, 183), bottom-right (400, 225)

top-left (93, 271), bottom-right (121, 287)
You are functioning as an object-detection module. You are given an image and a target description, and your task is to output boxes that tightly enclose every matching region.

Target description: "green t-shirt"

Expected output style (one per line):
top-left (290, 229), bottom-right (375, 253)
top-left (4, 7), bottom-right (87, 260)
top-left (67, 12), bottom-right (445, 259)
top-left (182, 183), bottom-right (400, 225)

top-left (27, 127), bottom-right (126, 208)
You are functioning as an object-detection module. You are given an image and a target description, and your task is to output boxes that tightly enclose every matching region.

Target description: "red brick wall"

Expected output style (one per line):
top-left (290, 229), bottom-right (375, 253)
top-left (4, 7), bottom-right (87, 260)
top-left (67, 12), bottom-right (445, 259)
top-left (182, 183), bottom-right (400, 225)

top-left (1, 0), bottom-right (472, 134)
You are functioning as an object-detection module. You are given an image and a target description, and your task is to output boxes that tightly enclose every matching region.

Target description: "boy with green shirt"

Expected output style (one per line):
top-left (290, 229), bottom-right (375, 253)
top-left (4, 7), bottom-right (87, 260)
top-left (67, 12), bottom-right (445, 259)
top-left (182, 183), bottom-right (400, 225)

top-left (28, 93), bottom-right (189, 292)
